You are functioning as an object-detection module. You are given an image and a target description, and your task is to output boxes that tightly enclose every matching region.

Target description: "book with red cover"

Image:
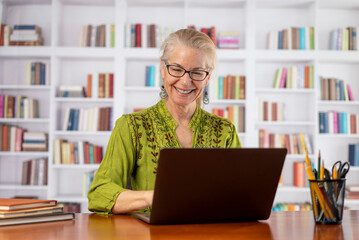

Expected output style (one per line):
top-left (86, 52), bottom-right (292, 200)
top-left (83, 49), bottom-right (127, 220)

top-left (135, 23), bottom-right (141, 47)
top-left (87, 74), bottom-right (92, 98)
top-left (109, 73), bottom-right (114, 98)
top-left (0, 198), bottom-right (57, 211)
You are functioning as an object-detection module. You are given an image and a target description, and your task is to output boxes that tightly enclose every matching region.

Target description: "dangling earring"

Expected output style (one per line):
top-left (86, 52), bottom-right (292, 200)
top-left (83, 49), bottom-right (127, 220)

top-left (160, 84), bottom-right (167, 99)
top-left (203, 86), bottom-right (209, 105)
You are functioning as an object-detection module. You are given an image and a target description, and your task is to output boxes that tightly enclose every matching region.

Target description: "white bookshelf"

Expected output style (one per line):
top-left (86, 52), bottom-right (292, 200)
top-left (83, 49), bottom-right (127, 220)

top-left (1, 0), bottom-right (359, 212)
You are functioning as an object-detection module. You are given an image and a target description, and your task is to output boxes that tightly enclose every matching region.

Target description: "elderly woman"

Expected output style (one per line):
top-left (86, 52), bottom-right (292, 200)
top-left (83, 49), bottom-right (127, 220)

top-left (88, 28), bottom-right (242, 214)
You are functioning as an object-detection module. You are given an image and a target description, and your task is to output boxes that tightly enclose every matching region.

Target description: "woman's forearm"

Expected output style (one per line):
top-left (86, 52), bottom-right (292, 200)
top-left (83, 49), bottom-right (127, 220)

top-left (111, 190), bottom-right (154, 214)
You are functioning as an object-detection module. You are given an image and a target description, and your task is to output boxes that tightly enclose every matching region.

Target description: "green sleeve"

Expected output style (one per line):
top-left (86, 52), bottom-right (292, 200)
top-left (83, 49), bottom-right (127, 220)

top-left (227, 123), bottom-right (242, 148)
top-left (87, 115), bottom-right (136, 214)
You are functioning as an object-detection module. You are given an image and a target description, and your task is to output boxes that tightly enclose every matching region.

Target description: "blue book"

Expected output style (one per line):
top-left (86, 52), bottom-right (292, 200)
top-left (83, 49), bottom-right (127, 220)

top-left (348, 144), bottom-right (356, 166)
top-left (23, 140), bottom-right (46, 144)
top-left (145, 66), bottom-right (150, 87)
top-left (14, 25), bottom-right (37, 30)
top-left (218, 76), bottom-right (224, 100)
top-left (319, 112), bottom-right (325, 133)
top-left (342, 112), bottom-right (348, 134)
top-left (67, 109), bottom-right (74, 131)
top-left (337, 112), bottom-right (342, 133)
top-left (299, 27), bottom-right (306, 50)
top-left (278, 31), bottom-right (283, 49)
top-left (73, 109), bottom-right (80, 131)
top-left (31, 63), bottom-right (36, 85)
top-left (149, 65), bottom-right (156, 87)
top-left (89, 145), bottom-right (94, 164)
top-left (356, 144), bottom-right (359, 166)
top-left (40, 63), bottom-right (45, 85)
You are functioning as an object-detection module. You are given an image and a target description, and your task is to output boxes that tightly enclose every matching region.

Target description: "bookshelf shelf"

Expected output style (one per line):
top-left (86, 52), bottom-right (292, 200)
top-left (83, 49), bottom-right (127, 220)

top-left (54, 97), bottom-right (114, 103)
top-left (54, 47), bottom-right (115, 59)
top-left (53, 131), bottom-right (112, 136)
top-left (256, 121), bottom-right (315, 127)
top-left (317, 134), bottom-right (359, 139)
top-left (0, 185), bottom-right (48, 190)
top-left (52, 164), bottom-right (100, 169)
top-left (0, 151), bottom-right (49, 157)
top-left (255, 50), bottom-right (315, 61)
top-left (0, 85), bottom-right (51, 90)
top-left (211, 99), bottom-right (247, 105)
top-left (0, 46), bottom-right (52, 57)
top-left (317, 101), bottom-right (359, 107)
top-left (124, 87), bottom-right (160, 92)
top-left (123, 48), bottom-right (161, 60)
top-left (0, 118), bottom-right (50, 123)
top-left (256, 89), bottom-right (316, 94)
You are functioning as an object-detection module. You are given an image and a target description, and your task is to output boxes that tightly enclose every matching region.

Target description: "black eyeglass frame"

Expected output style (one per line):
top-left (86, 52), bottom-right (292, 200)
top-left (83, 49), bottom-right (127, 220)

top-left (163, 60), bottom-right (210, 81)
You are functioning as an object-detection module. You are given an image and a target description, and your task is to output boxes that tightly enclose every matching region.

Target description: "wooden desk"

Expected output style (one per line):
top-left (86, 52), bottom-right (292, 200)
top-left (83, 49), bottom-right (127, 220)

top-left (0, 210), bottom-right (358, 240)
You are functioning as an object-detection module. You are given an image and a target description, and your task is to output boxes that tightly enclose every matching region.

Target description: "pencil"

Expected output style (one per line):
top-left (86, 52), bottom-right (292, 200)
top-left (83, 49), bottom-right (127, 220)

top-left (317, 150), bottom-right (321, 179)
top-left (320, 160), bottom-right (324, 180)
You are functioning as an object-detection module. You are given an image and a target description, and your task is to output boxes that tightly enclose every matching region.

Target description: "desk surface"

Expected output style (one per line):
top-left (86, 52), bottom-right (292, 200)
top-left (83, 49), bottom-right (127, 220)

top-left (0, 210), bottom-right (358, 240)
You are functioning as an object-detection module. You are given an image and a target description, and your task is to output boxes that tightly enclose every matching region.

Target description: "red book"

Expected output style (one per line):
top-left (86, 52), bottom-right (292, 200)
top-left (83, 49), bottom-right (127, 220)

top-left (218, 109), bottom-right (224, 117)
top-left (15, 127), bottom-right (25, 152)
top-left (98, 146), bottom-right (103, 163)
top-left (0, 198), bottom-right (57, 211)
top-left (304, 66), bottom-right (309, 88)
top-left (135, 23), bottom-right (141, 48)
top-left (0, 24), bottom-right (5, 46)
top-left (3, 124), bottom-right (8, 151)
top-left (93, 145), bottom-right (98, 164)
top-left (84, 142), bottom-right (90, 164)
top-left (212, 108), bottom-right (218, 116)
top-left (293, 162), bottom-right (305, 188)
top-left (109, 73), bottom-right (114, 98)
top-left (210, 26), bottom-right (216, 46)
top-left (98, 73), bottom-right (105, 98)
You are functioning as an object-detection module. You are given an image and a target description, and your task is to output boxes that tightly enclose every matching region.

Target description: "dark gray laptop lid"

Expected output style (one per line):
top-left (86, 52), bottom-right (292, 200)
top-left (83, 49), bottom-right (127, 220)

top-left (149, 148), bottom-right (287, 225)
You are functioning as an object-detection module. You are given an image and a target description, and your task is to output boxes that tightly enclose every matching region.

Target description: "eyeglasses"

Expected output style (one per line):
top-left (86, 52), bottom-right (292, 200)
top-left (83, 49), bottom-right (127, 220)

top-left (164, 60), bottom-right (210, 81)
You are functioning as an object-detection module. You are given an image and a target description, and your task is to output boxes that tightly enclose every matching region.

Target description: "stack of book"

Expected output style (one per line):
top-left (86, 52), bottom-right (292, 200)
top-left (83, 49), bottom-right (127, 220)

top-left (9, 25), bottom-right (43, 46)
top-left (62, 107), bottom-right (112, 131)
top-left (22, 132), bottom-right (48, 152)
top-left (329, 27), bottom-right (358, 51)
top-left (210, 75), bottom-right (246, 100)
top-left (25, 62), bottom-right (50, 85)
top-left (212, 105), bottom-right (245, 133)
top-left (83, 170), bottom-right (96, 197)
top-left (78, 24), bottom-right (115, 47)
top-left (0, 124), bottom-right (26, 152)
top-left (57, 86), bottom-right (86, 98)
top-left (124, 23), bottom-right (175, 48)
top-left (0, 23), bottom-right (12, 46)
top-left (346, 185), bottom-right (359, 200)
top-left (319, 111), bottom-right (358, 134)
top-left (53, 139), bottom-right (103, 165)
top-left (145, 65), bottom-right (161, 87)
top-left (293, 161), bottom-right (309, 188)
top-left (258, 99), bottom-right (285, 121)
top-left (21, 158), bottom-right (48, 186)
top-left (348, 144), bottom-right (359, 166)
top-left (217, 31), bottom-right (240, 49)
top-left (319, 77), bottom-right (354, 101)
top-left (258, 130), bottom-right (313, 155)
top-left (0, 198), bottom-right (74, 226)
top-left (267, 26), bottom-right (315, 50)
top-left (273, 65), bottom-right (314, 89)
top-left (86, 73), bottom-right (114, 98)
top-left (0, 95), bottom-right (39, 119)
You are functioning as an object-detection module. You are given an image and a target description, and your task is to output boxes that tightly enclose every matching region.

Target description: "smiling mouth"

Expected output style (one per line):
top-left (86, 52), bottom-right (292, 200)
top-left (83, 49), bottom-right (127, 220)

top-left (174, 86), bottom-right (193, 94)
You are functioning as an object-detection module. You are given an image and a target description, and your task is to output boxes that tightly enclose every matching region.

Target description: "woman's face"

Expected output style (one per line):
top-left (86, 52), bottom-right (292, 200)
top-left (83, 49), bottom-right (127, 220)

top-left (161, 46), bottom-right (211, 108)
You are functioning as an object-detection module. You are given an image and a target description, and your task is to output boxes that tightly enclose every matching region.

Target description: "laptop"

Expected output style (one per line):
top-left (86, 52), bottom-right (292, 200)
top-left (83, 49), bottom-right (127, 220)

top-left (133, 148), bottom-right (287, 225)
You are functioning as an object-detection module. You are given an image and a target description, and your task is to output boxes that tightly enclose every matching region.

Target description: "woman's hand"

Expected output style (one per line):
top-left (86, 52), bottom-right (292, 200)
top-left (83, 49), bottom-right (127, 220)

top-left (111, 190), bottom-right (154, 214)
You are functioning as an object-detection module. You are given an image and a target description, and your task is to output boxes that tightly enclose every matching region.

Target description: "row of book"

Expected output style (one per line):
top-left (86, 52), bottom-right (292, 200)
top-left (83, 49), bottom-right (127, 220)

top-left (21, 158), bottom-right (48, 186)
top-left (329, 27), bottom-right (359, 51)
top-left (258, 100), bottom-right (285, 121)
top-left (78, 24), bottom-right (115, 47)
top-left (87, 73), bottom-right (114, 98)
top-left (83, 170), bottom-right (96, 198)
top-left (319, 77), bottom-right (354, 101)
top-left (0, 24), bottom-right (43, 46)
top-left (62, 107), bottom-right (112, 131)
top-left (53, 139), bottom-right (103, 165)
top-left (273, 65), bottom-right (314, 89)
top-left (272, 202), bottom-right (312, 211)
top-left (212, 105), bottom-right (245, 133)
top-left (145, 65), bottom-right (160, 87)
top-left (0, 198), bottom-right (74, 226)
top-left (0, 95), bottom-right (39, 119)
top-left (319, 111), bottom-right (358, 134)
top-left (258, 130), bottom-right (313, 155)
top-left (25, 62), bottom-right (50, 85)
top-left (210, 75), bottom-right (246, 100)
top-left (217, 31), bottom-right (240, 49)
top-left (346, 185), bottom-right (359, 200)
top-left (124, 23), bottom-right (175, 48)
top-left (0, 125), bottom-right (48, 152)
top-left (267, 27), bottom-right (315, 50)
top-left (293, 161), bottom-right (309, 188)
top-left (348, 144), bottom-right (359, 166)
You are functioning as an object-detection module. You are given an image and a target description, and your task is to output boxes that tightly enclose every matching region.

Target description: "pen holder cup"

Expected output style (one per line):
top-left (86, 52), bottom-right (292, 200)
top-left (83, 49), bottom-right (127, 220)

top-left (309, 179), bottom-right (346, 225)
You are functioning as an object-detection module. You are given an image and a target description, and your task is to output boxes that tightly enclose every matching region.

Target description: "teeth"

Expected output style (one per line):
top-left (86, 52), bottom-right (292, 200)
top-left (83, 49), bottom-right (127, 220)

top-left (175, 87), bottom-right (192, 94)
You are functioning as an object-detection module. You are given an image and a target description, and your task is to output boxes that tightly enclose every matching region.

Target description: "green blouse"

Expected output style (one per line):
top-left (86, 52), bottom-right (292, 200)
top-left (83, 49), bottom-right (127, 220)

top-left (88, 99), bottom-right (242, 213)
